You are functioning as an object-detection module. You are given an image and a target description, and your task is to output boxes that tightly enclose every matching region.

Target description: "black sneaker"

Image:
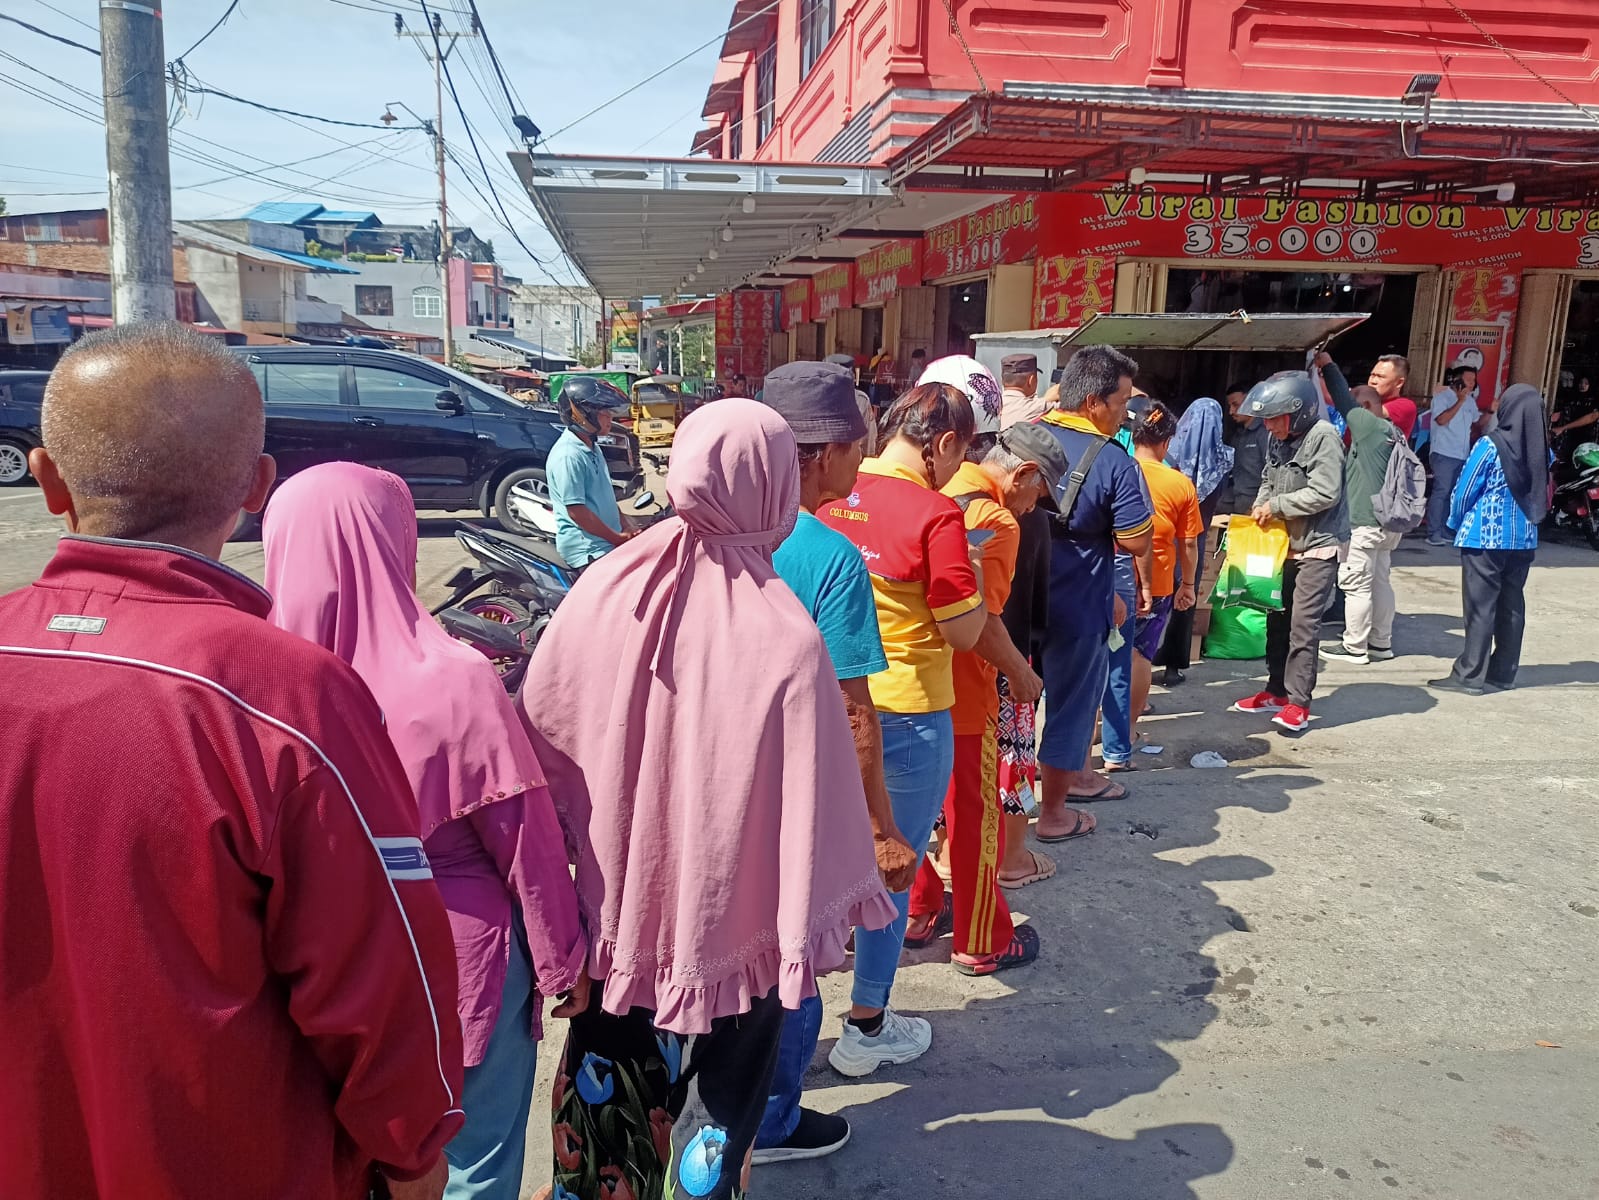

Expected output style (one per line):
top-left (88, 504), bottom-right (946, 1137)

top-left (751, 1107), bottom-right (851, 1165)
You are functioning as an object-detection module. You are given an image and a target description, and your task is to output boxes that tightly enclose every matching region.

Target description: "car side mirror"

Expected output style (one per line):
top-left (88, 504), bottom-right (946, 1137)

top-left (435, 390), bottom-right (464, 413)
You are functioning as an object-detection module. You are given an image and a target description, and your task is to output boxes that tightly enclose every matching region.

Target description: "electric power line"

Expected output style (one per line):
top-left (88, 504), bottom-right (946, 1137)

top-left (30, 0), bottom-right (97, 35)
top-left (168, 71), bottom-right (427, 131)
top-left (0, 11), bottom-right (99, 54)
top-left (538, 0), bottom-right (781, 144)
top-left (173, 0), bottom-right (242, 62)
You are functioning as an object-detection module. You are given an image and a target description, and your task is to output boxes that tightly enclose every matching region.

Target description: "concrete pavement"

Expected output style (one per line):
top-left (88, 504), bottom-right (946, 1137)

top-left (2, 488), bottom-right (1595, 1198)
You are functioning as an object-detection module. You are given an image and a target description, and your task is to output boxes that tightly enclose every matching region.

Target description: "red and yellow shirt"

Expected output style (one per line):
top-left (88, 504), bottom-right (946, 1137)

top-left (943, 462), bottom-right (1020, 736)
top-left (820, 458), bottom-right (983, 713)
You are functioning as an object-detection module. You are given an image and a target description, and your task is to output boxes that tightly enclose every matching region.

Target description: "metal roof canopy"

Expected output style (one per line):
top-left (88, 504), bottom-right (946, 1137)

top-left (975, 312), bottom-right (1371, 354)
top-left (889, 88), bottom-right (1599, 205)
top-left (510, 153), bottom-right (905, 297)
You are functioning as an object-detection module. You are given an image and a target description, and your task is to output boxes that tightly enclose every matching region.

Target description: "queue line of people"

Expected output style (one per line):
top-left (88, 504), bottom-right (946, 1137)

top-left (0, 322), bottom-right (1552, 1200)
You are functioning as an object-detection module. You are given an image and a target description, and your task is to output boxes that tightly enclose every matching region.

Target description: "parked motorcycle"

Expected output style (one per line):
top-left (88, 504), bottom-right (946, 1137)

top-left (432, 490), bottom-right (658, 690)
top-left (1549, 442), bottom-right (1599, 551)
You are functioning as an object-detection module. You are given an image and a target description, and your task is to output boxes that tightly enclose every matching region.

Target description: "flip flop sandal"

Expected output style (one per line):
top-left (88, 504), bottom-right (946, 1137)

top-left (1067, 780), bottom-right (1129, 802)
top-left (953, 925), bottom-right (1041, 977)
top-left (1035, 809), bottom-right (1097, 844)
top-left (903, 893), bottom-right (954, 949)
top-left (998, 849), bottom-right (1057, 890)
top-left (1104, 759), bottom-right (1138, 773)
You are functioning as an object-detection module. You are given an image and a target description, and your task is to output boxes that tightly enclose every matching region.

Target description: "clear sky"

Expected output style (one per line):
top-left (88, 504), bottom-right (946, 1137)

top-left (0, 0), bottom-right (732, 284)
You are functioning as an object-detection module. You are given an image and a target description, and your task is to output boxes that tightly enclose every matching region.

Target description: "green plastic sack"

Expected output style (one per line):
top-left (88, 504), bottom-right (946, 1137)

top-left (1203, 602), bottom-right (1267, 660)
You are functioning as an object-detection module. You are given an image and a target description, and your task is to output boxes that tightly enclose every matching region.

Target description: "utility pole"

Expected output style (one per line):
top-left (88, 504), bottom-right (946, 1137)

top-left (397, 12), bottom-right (477, 365)
top-left (100, 0), bottom-right (175, 322)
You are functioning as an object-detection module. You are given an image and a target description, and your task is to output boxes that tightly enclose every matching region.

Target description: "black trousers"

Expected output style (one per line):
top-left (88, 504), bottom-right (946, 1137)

top-left (553, 988), bottom-right (785, 1200)
top-left (1452, 547), bottom-right (1534, 688)
top-left (1265, 555), bottom-right (1340, 707)
top-left (1156, 492), bottom-right (1221, 671)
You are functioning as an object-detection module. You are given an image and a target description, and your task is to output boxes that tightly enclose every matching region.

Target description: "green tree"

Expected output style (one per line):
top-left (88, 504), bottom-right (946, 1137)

top-left (0, 197), bottom-right (7, 217)
top-left (577, 339), bottom-right (605, 368)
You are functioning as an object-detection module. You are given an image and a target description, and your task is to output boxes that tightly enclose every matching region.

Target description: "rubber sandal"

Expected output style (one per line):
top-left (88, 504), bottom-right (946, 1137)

top-left (1067, 779), bottom-right (1129, 802)
top-left (1104, 759), bottom-right (1138, 773)
top-left (903, 893), bottom-right (954, 949)
top-left (998, 849), bottom-right (1057, 890)
top-left (1035, 809), bottom-right (1097, 843)
top-left (953, 925), bottom-right (1041, 976)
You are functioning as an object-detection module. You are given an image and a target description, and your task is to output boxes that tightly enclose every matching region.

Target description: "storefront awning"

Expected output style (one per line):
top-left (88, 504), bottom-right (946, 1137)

top-left (508, 152), bottom-right (989, 297)
top-left (888, 89), bottom-right (1599, 205)
top-left (976, 312), bottom-right (1371, 355)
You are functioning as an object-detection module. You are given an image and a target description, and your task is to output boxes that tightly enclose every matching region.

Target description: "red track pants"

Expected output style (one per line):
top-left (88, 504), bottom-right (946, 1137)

top-left (908, 721), bottom-right (1015, 958)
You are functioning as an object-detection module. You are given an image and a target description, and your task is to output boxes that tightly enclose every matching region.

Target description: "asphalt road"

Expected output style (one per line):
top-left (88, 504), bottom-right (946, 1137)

top-left (4, 484), bottom-right (1597, 1199)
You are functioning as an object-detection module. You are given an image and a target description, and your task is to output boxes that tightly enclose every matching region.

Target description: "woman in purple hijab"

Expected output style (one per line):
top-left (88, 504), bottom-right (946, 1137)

top-left (263, 462), bottom-right (586, 1200)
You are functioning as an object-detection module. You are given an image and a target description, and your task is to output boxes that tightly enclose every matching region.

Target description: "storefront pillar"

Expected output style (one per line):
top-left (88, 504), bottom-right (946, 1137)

top-left (989, 262), bottom-right (1035, 331)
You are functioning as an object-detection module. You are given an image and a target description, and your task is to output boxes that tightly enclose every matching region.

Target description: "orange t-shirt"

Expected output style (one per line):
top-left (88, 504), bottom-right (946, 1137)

top-left (943, 462), bottom-right (1020, 736)
top-left (1138, 457), bottom-right (1203, 598)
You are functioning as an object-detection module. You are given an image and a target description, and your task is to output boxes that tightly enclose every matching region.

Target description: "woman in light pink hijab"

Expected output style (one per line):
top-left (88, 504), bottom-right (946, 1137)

top-left (523, 398), bottom-right (894, 1200)
top-left (262, 462), bottom-right (585, 1200)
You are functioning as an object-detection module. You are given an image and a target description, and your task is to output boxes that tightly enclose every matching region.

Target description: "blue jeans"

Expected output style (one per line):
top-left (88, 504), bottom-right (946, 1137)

top-left (851, 709), bottom-right (955, 1010)
top-left (755, 995), bottom-right (822, 1148)
top-left (445, 933), bottom-right (537, 1200)
top-left (1100, 558), bottom-right (1137, 766)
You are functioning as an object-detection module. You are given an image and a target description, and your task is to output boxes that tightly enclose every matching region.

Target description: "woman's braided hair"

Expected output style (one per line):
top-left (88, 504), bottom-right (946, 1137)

top-left (879, 382), bottom-right (976, 487)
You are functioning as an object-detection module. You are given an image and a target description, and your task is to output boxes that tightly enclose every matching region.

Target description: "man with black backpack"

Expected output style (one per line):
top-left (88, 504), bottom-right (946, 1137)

top-left (1315, 351), bottom-right (1426, 665)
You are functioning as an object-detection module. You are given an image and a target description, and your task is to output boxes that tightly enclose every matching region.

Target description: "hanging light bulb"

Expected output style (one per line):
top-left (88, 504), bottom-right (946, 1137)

top-left (696, 262), bottom-right (706, 275)
top-left (742, 196), bottom-right (756, 214)
top-left (709, 247), bottom-right (719, 260)
top-left (722, 225), bottom-right (734, 243)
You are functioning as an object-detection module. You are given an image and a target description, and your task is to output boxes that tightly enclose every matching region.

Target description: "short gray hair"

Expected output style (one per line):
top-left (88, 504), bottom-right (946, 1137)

top-left (1058, 345), bottom-right (1139, 412)
top-left (982, 442), bottom-right (1027, 472)
top-left (44, 321), bottom-right (264, 541)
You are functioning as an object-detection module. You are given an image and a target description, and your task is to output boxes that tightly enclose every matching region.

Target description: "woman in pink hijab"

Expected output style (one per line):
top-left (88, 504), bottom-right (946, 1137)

top-left (262, 463), bottom-right (585, 1200)
top-left (523, 399), bottom-right (894, 1200)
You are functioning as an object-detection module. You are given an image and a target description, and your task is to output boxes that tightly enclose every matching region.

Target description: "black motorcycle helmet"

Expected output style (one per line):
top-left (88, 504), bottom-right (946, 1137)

top-left (1239, 370), bottom-right (1319, 420)
top-left (558, 375), bottom-right (630, 434)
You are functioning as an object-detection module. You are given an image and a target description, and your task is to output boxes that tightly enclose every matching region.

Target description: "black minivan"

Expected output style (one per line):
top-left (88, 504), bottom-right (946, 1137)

top-left (238, 346), bottom-right (641, 533)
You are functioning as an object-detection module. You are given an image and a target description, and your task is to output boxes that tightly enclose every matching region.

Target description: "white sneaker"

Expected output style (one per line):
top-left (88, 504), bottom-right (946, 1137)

top-left (827, 1009), bottom-right (933, 1077)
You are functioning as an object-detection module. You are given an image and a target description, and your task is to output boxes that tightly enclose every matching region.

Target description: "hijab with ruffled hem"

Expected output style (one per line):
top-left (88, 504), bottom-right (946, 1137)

top-left (519, 399), bottom-right (895, 1034)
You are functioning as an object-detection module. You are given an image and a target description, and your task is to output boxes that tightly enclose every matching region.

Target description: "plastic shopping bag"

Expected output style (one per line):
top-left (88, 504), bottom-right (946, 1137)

top-left (1202, 601), bottom-right (1268, 660)
top-left (1216, 515), bottom-right (1289, 612)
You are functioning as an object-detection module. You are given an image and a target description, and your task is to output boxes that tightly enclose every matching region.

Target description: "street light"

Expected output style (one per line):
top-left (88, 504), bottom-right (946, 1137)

top-left (1401, 74), bottom-right (1442, 104)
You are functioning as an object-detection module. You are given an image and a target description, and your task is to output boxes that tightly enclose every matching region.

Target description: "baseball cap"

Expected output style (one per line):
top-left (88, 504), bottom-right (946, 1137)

top-left (916, 354), bottom-right (1003, 435)
top-left (758, 361), bottom-right (868, 444)
top-left (996, 422), bottom-right (1067, 512)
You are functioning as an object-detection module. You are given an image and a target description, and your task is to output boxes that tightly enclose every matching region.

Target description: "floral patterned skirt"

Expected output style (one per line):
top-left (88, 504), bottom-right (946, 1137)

top-left (549, 988), bottom-right (784, 1200)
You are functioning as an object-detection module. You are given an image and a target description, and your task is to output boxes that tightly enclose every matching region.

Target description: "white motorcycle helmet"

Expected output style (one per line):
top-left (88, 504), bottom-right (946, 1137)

top-left (916, 354), bottom-right (1003, 437)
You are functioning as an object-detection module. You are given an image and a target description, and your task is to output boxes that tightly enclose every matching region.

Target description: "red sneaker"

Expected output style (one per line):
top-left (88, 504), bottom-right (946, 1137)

top-left (1272, 704), bottom-right (1310, 733)
top-left (1230, 691), bottom-right (1288, 714)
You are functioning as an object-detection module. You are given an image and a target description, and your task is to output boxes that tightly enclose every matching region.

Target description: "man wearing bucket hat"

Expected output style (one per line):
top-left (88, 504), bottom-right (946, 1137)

top-left (756, 360), bottom-right (916, 1162)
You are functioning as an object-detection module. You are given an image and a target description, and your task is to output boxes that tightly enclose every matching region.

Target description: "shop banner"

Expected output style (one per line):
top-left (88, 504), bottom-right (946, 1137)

top-left (715, 289), bottom-right (778, 384)
top-left (854, 238), bottom-right (924, 306)
top-left (925, 194), bottom-right (1040, 280)
top-left (812, 264), bottom-right (854, 320)
top-left (609, 304), bottom-right (640, 367)
top-left (3, 303), bottom-right (72, 345)
top-left (782, 278), bottom-right (813, 329)
top-left (1033, 189), bottom-right (1599, 329)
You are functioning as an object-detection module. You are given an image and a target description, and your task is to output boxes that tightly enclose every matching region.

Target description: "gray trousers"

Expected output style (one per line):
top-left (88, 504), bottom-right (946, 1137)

top-left (1266, 556), bottom-right (1340, 707)
top-left (1428, 453), bottom-right (1466, 539)
top-left (1452, 548), bottom-right (1534, 688)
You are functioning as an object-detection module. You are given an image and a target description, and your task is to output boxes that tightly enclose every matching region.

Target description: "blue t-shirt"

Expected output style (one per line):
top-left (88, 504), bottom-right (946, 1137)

top-left (773, 511), bottom-right (888, 680)
top-left (1040, 416), bottom-right (1154, 639)
top-left (546, 427), bottom-right (622, 568)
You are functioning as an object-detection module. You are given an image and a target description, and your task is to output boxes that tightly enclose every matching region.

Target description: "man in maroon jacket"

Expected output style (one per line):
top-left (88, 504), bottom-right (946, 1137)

top-left (0, 323), bottom-right (465, 1200)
